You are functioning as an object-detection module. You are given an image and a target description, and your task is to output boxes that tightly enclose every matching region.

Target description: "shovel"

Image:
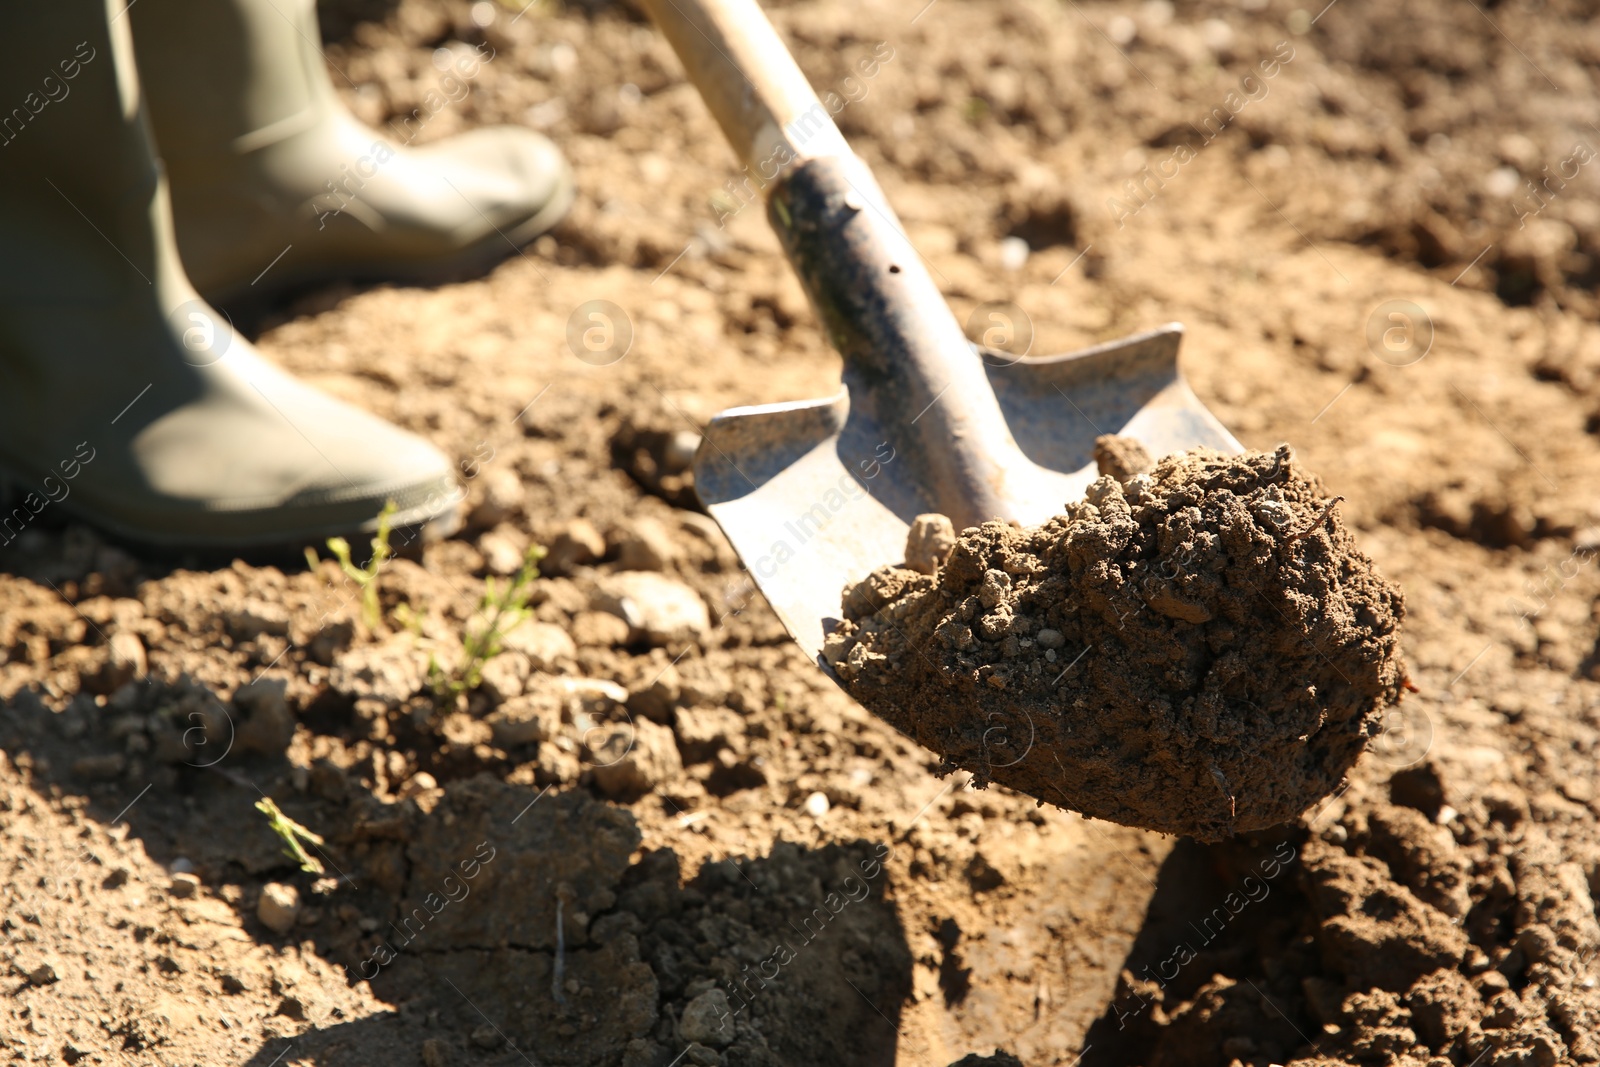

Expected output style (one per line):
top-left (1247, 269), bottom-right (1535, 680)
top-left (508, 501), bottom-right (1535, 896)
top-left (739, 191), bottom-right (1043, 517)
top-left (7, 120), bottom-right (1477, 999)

top-left (640, 0), bottom-right (1243, 666)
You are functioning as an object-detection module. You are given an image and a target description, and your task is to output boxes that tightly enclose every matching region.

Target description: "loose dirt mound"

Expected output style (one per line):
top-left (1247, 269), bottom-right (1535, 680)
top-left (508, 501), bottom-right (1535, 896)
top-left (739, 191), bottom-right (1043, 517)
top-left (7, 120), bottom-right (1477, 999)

top-left (828, 445), bottom-right (1406, 840)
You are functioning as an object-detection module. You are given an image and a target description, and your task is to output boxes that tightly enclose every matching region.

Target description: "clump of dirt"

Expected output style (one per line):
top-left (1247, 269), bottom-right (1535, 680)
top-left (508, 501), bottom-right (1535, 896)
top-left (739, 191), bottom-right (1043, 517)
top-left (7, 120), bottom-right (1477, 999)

top-left (1091, 763), bottom-right (1600, 1067)
top-left (825, 442), bottom-right (1408, 841)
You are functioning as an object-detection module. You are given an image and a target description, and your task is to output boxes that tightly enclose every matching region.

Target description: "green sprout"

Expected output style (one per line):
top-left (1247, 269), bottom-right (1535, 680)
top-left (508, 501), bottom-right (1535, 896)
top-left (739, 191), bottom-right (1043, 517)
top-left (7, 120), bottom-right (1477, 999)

top-left (305, 500), bottom-right (397, 631)
top-left (429, 544), bottom-right (546, 701)
top-left (255, 797), bottom-right (326, 875)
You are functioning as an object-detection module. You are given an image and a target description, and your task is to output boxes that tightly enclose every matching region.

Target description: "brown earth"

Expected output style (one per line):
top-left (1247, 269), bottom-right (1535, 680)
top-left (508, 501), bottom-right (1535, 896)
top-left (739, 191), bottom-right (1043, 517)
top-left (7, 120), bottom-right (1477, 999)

top-left (828, 444), bottom-right (1407, 841)
top-left (4, 0), bottom-right (1600, 1064)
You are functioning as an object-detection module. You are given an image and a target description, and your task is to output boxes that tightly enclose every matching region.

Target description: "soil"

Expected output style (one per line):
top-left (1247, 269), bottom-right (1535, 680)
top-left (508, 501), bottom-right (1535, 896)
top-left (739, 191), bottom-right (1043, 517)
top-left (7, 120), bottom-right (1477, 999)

top-left (825, 444), bottom-right (1407, 841)
top-left (3, 0), bottom-right (1600, 1064)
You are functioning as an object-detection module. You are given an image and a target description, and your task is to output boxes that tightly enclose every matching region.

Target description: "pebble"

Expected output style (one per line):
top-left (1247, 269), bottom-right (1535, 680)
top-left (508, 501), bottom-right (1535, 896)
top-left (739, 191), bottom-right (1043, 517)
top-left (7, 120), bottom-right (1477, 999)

top-left (570, 610), bottom-right (632, 648)
top-left (399, 771), bottom-right (438, 799)
top-left (477, 530), bottom-right (527, 576)
top-left (467, 467), bottom-right (526, 529)
top-left (545, 518), bottom-right (607, 574)
top-left (592, 571), bottom-right (711, 646)
top-left (673, 706), bottom-right (744, 762)
top-left (679, 989), bottom-right (735, 1047)
top-left (999, 235), bottom-right (1029, 271)
top-left (224, 600), bottom-right (291, 641)
top-left (487, 692), bottom-right (565, 746)
top-left (168, 872), bottom-right (201, 899)
top-left (328, 640), bottom-right (429, 704)
top-left (612, 516), bottom-right (677, 571)
top-left (106, 631), bottom-right (148, 687)
top-left (804, 791), bottom-right (831, 818)
top-left (233, 678), bottom-right (296, 757)
top-left (627, 664), bottom-right (682, 723)
top-left (23, 962), bottom-right (58, 986)
top-left (560, 677), bottom-right (630, 711)
top-left (904, 513), bottom-right (957, 575)
top-left (257, 882), bottom-right (300, 934)
top-left (499, 621), bottom-right (577, 670)
top-left (590, 719), bottom-right (683, 799)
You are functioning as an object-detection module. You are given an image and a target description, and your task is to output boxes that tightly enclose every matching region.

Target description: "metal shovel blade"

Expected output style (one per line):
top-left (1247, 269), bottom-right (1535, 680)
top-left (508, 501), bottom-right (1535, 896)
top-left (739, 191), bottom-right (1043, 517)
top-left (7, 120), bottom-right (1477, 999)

top-left (695, 323), bottom-right (1244, 664)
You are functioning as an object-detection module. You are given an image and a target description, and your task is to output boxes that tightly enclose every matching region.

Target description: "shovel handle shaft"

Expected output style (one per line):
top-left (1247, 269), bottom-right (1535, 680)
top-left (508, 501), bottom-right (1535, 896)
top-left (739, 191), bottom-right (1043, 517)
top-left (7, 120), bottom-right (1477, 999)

top-left (646, 0), bottom-right (1041, 530)
top-left (637, 0), bottom-right (849, 174)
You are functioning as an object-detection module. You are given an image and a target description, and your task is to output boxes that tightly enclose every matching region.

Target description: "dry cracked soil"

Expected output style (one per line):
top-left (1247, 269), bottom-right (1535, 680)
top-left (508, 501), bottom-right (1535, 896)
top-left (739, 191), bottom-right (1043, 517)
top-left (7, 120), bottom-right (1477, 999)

top-left (4, 0), bottom-right (1600, 1064)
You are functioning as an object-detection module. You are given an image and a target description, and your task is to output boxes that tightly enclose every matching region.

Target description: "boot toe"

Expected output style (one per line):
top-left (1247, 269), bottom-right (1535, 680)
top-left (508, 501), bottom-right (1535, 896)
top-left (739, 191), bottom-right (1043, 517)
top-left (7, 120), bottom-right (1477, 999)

top-left (411, 125), bottom-right (574, 241)
top-left (116, 354), bottom-right (462, 549)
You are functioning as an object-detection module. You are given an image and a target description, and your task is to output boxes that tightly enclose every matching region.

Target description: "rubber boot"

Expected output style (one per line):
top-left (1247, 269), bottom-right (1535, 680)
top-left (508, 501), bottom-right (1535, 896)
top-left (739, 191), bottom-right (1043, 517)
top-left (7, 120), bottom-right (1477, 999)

top-left (131, 0), bottom-right (574, 306)
top-left (0, 0), bottom-right (460, 553)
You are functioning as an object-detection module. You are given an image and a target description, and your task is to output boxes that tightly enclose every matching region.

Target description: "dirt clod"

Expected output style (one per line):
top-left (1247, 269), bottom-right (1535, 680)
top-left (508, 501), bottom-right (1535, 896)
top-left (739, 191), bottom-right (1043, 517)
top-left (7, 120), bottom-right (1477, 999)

top-left (906, 513), bottom-right (958, 575)
top-left (1093, 433), bottom-right (1153, 481)
top-left (257, 882), bottom-right (300, 935)
top-left (827, 444), bottom-right (1407, 840)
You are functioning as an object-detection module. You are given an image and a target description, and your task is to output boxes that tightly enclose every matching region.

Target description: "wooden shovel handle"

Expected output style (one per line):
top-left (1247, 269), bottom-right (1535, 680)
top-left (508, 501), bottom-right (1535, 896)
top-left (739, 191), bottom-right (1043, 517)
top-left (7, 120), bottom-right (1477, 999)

top-left (638, 0), bottom-right (849, 175)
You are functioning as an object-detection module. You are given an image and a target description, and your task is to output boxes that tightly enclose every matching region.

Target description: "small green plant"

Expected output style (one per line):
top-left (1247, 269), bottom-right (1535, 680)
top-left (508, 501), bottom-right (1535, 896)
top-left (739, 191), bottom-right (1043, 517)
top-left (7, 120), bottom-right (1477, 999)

top-left (255, 797), bottom-right (326, 875)
top-left (429, 544), bottom-right (546, 701)
top-left (305, 500), bottom-right (397, 630)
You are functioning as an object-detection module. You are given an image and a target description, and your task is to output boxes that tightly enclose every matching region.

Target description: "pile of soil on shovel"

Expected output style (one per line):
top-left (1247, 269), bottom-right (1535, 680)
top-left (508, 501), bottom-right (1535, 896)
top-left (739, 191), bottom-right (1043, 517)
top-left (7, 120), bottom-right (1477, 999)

top-left (826, 441), bottom-right (1408, 841)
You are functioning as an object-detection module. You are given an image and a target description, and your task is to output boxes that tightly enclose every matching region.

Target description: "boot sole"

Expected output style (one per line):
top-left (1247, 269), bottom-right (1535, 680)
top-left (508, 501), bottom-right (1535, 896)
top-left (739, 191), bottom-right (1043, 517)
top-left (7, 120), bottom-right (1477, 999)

top-left (0, 460), bottom-right (462, 566)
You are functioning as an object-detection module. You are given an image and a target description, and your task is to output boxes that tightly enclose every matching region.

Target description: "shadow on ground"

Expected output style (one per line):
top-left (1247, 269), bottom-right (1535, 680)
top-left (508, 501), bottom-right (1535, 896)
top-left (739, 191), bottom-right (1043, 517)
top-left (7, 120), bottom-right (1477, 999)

top-left (2, 687), bottom-right (913, 1067)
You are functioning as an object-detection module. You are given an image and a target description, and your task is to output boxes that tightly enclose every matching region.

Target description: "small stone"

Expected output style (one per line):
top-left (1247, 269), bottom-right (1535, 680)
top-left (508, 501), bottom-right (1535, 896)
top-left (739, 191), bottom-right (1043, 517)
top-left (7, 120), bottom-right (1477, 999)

top-left (499, 620), bottom-right (577, 670)
top-left (1093, 434), bottom-right (1154, 480)
top-left (570, 610), bottom-right (632, 648)
top-left (421, 1037), bottom-right (451, 1067)
top-left (257, 882), bottom-right (300, 934)
top-left (468, 467), bottom-right (526, 529)
top-left (477, 530), bottom-right (527, 576)
top-left (589, 719), bottom-right (683, 799)
top-left (673, 706), bottom-right (744, 762)
top-left (469, 1024), bottom-right (503, 1050)
top-left (905, 514), bottom-right (957, 575)
top-left (1035, 628), bottom-right (1065, 650)
top-left (487, 691), bottom-right (566, 746)
top-left (679, 988), bottom-right (735, 1047)
top-left (560, 677), bottom-right (630, 712)
top-left (612, 516), bottom-right (677, 571)
top-left (72, 752), bottom-right (126, 781)
top-left (86, 631), bottom-right (147, 694)
top-left (224, 600), bottom-right (291, 641)
top-left (399, 772), bottom-right (438, 799)
top-left (1560, 776), bottom-right (1594, 804)
top-left (804, 791), bottom-right (830, 817)
top-left (168, 872), bottom-right (201, 898)
top-left (23, 962), bottom-right (58, 986)
top-left (170, 857), bottom-right (195, 874)
top-left (328, 639), bottom-right (429, 703)
top-left (999, 235), bottom-right (1030, 271)
top-left (477, 650), bottom-right (533, 701)
top-left (545, 518), bottom-right (606, 574)
top-left (592, 572), bottom-right (711, 646)
top-left (233, 678), bottom-right (295, 757)
top-left (627, 664), bottom-right (682, 723)
top-left (309, 619), bottom-right (354, 667)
